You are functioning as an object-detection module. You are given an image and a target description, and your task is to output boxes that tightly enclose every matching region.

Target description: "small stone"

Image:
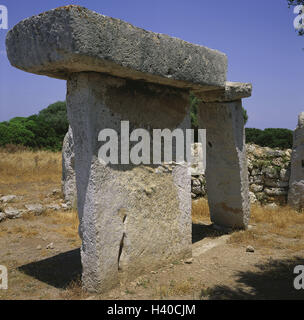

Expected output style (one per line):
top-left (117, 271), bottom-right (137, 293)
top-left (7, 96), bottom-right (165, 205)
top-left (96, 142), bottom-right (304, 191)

top-left (61, 203), bottom-right (71, 210)
top-left (46, 204), bottom-right (61, 211)
top-left (155, 166), bottom-right (165, 174)
top-left (264, 188), bottom-right (287, 196)
top-left (249, 192), bottom-right (257, 204)
top-left (144, 187), bottom-right (153, 196)
top-left (52, 189), bottom-right (61, 196)
top-left (37, 245), bottom-right (42, 250)
top-left (265, 203), bottom-right (278, 210)
top-left (192, 185), bottom-right (202, 195)
top-left (46, 243), bottom-right (54, 250)
top-left (250, 184), bottom-right (263, 193)
top-left (5, 207), bottom-right (22, 219)
top-left (184, 258), bottom-right (194, 264)
top-left (246, 245), bottom-right (255, 253)
top-left (25, 204), bottom-right (45, 215)
top-left (0, 195), bottom-right (17, 203)
top-left (151, 271), bottom-right (157, 274)
top-left (0, 212), bottom-right (6, 222)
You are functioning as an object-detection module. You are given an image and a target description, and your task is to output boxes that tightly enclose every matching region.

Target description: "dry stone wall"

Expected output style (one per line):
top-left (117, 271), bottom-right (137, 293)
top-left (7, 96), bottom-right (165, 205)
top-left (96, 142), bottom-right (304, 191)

top-left (192, 143), bottom-right (292, 205)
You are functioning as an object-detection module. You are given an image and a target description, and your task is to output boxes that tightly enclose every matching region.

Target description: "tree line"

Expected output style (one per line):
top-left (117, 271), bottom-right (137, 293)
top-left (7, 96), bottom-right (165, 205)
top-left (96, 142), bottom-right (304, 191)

top-left (0, 98), bottom-right (294, 151)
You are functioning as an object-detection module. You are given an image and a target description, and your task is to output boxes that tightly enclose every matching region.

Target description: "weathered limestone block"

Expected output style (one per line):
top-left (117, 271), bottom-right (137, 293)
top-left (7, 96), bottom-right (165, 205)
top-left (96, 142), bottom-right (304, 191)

top-left (264, 178), bottom-right (289, 188)
top-left (201, 82), bottom-right (252, 102)
top-left (265, 188), bottom-right (288, 196)
top-left (288, 112), bottom-right (304, 210)
top-left (249, 191), bottom-right (257, 204)
top-left (190, 143), bottom-right (205, 176)
top-left (250, 184), bottom-right (263, 193)
top-left (67, 72), bottom-right (192, 292)
top-left (6, 6), bottom-right (227, 91)
top-left (62, 126), bottom-right (77, 208)
top-left (280, 168), bottom-right (291, 182)
top-left (197, 83), bottom-right (251, 228)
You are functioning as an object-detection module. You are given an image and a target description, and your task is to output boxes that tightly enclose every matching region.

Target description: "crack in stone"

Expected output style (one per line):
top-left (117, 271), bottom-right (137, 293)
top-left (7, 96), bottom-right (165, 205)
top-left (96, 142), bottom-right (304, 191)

top-left (118, 232), bottom-right (126, 271)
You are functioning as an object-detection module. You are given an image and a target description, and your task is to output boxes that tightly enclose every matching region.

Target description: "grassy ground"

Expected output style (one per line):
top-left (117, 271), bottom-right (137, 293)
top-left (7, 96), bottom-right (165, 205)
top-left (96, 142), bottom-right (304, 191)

top-left (0, 149), bottom-right (304, 300)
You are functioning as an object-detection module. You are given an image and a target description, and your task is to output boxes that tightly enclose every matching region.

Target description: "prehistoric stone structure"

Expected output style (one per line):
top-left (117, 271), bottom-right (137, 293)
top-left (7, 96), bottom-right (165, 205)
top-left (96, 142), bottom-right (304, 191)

top-left (6, 5), bottom-right (252, 292)
top-left (288, 112), bottom-right (304, 211)
top-left (195, 82), bottom-right (252, 229)
top-left (62, 126), bottom-right (77, 209)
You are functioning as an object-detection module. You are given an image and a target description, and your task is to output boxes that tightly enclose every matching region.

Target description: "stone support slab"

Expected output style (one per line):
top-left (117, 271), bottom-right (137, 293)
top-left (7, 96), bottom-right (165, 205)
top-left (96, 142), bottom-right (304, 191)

top-left (197, 100), bottom-right (250, 229)
top-left (288, 112), bottom-right (304, 210)
top-left (67, 72), bottom-right (192, 292)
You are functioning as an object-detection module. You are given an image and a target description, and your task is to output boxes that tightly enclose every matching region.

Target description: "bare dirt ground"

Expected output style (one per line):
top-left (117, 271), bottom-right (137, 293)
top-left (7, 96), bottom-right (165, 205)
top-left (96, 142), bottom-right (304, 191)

top-left (0, 150), bottom-right (304, 300)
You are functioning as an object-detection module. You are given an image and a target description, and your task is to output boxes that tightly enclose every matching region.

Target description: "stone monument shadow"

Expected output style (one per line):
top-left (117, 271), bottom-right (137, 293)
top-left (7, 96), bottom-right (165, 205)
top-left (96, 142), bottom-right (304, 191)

top-left (18, 248), bottom-right (82, 289)
top-left (192, 223), bottom-right (229, 244)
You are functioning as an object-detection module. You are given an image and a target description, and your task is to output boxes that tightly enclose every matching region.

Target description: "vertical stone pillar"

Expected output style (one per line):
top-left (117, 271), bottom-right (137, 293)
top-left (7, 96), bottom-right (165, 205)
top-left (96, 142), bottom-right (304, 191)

top-left (62, 126), bottom-right (77, 208)
top-left (67, 72), bottom-right (192, 292)
top-left (196, 82), bottom-right (252, 229)
top-left (288, 112), bottom-right (304, 211)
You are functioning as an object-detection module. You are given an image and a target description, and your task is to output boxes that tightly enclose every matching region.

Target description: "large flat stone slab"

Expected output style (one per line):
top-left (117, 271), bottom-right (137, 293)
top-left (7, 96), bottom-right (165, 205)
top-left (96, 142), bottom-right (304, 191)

top-left (6, 5), bottom-right (227, 91)
top-left (198, 82), bottom-right (252, 102)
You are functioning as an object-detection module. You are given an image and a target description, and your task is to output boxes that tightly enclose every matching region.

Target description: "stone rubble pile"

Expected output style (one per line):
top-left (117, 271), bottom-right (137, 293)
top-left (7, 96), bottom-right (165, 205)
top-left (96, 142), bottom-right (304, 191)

top-left (0, 189), bottom-right (73, 223)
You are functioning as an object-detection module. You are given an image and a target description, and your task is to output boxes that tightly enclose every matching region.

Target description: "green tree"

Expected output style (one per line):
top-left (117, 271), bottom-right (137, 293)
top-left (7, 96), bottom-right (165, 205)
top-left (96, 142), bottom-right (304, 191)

top-left (246, 128), bottom-right (293, 149)
top-left (0, 101), bottom-right (68, 151)
top-left (288, 0), bottom-right (304, 6)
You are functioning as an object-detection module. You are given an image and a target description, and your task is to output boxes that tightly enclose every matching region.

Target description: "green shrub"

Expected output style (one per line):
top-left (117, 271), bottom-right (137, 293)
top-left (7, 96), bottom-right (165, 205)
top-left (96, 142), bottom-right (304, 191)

top-left (0, 101), bottom-right (68, 151)
top-left (246, 128), bottom-right (293, 149)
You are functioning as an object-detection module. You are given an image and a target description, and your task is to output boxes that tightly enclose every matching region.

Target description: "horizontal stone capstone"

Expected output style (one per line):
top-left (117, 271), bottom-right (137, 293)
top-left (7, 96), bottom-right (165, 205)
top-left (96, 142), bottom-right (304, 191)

top-left (196, 82), bottom-right (252, 102)
top-left (6, 5), bottom-right (227, 92)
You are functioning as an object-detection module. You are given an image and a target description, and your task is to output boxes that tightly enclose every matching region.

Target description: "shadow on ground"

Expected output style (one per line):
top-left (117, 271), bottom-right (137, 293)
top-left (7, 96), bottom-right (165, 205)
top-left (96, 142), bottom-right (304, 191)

top-left (192, 223), bottom-right (228, 244)
top-left (204, 256), bottom-right (304, 300)
top-left (19, 248), bottom-right (82, 289)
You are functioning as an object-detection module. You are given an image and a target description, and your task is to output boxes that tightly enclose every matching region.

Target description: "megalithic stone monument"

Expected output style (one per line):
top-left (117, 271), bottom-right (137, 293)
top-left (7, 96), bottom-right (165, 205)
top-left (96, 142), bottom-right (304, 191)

top-left (6, 5), bottom-right (252, 292)
top-left (288, 112), bottom-right (304, 211)
top-left (196, 82), bottom-right (252, 229)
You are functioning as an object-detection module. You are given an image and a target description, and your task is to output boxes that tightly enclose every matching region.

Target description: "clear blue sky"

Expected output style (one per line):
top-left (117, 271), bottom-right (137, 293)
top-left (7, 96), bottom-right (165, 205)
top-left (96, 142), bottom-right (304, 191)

top-left (0, 0), bottom-right (303, 129)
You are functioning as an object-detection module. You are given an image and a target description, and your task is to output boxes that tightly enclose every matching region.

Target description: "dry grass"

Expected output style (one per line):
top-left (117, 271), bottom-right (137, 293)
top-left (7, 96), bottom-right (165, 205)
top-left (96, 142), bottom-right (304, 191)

top-left (251, 204), bottom-right (304, 229)
top-left (0, 224), bottom-right (40, 238)
top-left (0, 210), bottom-right (80, 244)
top-left (192, 198), bottom-right (304, 252)
top-left (0, 150), bottom-right (61, 185)
top-left (59, 277), bottom-right (89, 300)
top-left (228, 204), bottom-right (304, 251)
top-left (168, 279), bottom-right (193, 295)
top-left (192, 198), bottom-right (210, 224)
top-left (153, 279), bottom-right (195, 299)
top-left (47, 209), bottom-right (81, 243)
